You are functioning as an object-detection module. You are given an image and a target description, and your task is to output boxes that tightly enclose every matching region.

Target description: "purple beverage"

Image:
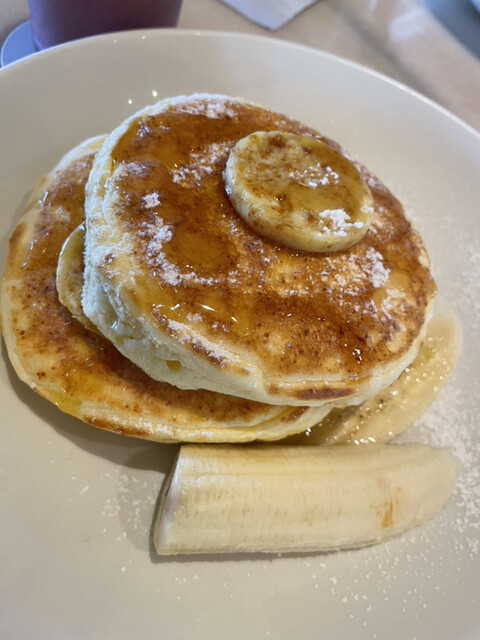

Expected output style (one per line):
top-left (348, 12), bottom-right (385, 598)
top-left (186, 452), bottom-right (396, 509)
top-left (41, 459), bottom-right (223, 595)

top-left (28, 0), bottom-right (183, 50)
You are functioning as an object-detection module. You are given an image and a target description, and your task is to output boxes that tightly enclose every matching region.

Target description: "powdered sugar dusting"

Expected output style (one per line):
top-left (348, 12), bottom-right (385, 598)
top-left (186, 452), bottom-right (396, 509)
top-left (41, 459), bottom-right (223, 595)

top-left (289, 162), bottom-right (340, 188)
top-left (138, 218), bottom-right (234, 288)
top-left (144, 219), bottom-right (173, 249)
top-left (140, 220), bottom-right (171, 259)
top-left (171, 142), bottom-right (230, 188)
top-left (136, 219), bottom-right (183, 286)
top-left (177, 95), bottom-right (240, 119)
top-left (459, 246), bottom-right (480, 332)
top-left (143, 192), bottom-right (162, 209)
top-left (317, 208), bottom-right (365, 238)
top-left (319, 247), bottom-right (389, 299)
top-left (394, 375), bottom-right (480, 563)
top-left (186, 313), bottom-right (203, 323)
top-left (362, 247), bottom-right (390, 288)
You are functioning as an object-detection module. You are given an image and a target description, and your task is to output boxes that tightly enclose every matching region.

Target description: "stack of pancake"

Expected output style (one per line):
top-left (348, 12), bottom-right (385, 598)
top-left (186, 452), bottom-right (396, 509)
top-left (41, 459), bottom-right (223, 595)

top-left (1, 94), bottom-right (435, 443)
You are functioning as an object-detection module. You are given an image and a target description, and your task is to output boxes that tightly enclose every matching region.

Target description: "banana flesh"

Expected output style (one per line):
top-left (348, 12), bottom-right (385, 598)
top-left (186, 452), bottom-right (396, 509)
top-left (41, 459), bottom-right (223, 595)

top-left (153, 443), bottom-right (459, 555)
top-left (223, 131), bottom-right (374, 252)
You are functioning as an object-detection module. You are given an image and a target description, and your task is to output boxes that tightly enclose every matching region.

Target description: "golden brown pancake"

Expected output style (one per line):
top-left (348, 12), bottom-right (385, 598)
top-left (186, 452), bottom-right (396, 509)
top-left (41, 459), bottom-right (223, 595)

top-left (83, 94), bottom-right (435, 406)
top-left (0, 137), bottom-right (329, 443)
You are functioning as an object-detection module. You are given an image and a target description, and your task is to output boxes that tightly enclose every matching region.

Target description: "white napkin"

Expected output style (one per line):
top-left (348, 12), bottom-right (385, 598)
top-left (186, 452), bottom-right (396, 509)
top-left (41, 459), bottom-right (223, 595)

top-left (219, 0), bottom-right (319, 30)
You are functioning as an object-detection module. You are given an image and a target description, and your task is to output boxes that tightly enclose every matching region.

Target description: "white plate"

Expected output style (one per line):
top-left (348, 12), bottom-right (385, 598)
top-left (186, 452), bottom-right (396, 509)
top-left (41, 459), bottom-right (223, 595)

top-left (1, 30), bottom-right (479, 640)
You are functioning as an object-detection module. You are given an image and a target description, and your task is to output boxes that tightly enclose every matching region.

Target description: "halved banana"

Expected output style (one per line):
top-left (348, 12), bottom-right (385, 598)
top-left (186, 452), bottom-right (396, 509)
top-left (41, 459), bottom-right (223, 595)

top-left (223, 131), bottom-right (374, 252)
top-left (153, 443), bottom-right (459, 555)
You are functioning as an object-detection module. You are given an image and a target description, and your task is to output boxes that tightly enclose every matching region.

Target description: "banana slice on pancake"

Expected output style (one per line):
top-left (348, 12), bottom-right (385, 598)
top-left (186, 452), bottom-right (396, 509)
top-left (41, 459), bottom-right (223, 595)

top-left (224, 131), bottom-right (374, 252)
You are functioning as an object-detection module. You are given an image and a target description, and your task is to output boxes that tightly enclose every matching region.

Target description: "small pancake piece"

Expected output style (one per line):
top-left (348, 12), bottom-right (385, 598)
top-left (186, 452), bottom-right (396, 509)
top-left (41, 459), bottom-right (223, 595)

top-left (57, 222), bottom-right (100, 334)
top-left (1, 137), bottom-right (329, 443)
top-left (83, 94), bottom-right (435, 406)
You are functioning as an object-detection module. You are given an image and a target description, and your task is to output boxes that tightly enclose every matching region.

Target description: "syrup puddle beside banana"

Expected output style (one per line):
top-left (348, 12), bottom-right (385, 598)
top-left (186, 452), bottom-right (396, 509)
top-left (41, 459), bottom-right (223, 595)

top-left (288, 311), bottom-right (460, 447)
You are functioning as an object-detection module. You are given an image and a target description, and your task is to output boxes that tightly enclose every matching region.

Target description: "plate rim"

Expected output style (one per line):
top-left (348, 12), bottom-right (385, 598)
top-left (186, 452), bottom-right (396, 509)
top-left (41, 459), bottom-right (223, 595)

top-left (0, 27), bottom-right (479, 143)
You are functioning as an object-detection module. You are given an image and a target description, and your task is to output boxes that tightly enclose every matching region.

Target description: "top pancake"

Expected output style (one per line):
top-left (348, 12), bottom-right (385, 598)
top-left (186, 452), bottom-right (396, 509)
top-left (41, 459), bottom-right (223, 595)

top-left (1, 136), bottom-right (328, 443)
top-left (83, 94), bottom-right (435, 406)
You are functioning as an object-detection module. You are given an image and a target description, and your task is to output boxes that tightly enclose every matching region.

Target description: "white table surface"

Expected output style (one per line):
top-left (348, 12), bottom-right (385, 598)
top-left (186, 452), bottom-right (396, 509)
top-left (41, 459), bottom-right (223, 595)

top-left (1, 0), bottom-right (479, 132)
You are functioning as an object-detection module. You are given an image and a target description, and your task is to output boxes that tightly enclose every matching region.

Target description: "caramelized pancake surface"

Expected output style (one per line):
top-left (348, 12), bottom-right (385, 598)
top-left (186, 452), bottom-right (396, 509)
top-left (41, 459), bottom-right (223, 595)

top-left (1, 138), bottom-right (328, 443)
top-left (84, 95), bottom-right (435, 406)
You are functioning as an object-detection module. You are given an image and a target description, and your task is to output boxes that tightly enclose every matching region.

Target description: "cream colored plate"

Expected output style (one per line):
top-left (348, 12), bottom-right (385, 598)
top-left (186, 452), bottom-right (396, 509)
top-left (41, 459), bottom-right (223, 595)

top-left (0, 30), bottom-right (479, 640)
